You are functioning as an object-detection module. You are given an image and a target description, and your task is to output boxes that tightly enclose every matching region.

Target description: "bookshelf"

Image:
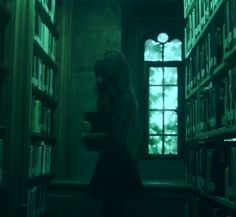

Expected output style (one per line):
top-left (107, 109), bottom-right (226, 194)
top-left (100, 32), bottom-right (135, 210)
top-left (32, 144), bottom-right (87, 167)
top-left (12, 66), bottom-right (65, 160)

top-left (184, 0), bottom-right (236, 216)
top-left (0, 0), bottom-right (58, 217)
top-left (0, 0), bottom-right (10, 215)
top-left (28, 0), bottom-right (58, 217)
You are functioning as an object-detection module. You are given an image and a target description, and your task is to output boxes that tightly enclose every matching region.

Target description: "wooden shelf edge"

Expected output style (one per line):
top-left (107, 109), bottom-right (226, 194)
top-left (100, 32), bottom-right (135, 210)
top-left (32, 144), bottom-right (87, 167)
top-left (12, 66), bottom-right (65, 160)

top-left (35, 0), bottom-right (59, 39)
top-left (33, 38), bottom-right (58, 71)
top-left (30, 133), bottom-right (56, 145)
top-left (32, 86), bottom-right (57, 108)
top-left (194, 189), bottom-right (236, 212)
top-left (186, 125), bottom-right (236, 143)
top-left (186, 62), bottom-right (228, 99)
top-left (29, 173), bottom-right (55, 187)
top-left (224, 43), bottom-right (236, 65)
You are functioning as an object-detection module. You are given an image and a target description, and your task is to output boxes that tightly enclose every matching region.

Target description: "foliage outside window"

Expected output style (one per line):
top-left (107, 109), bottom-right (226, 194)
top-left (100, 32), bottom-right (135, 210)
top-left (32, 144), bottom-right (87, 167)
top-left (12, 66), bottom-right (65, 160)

top-left (144, 33), bottom-right (182, 155)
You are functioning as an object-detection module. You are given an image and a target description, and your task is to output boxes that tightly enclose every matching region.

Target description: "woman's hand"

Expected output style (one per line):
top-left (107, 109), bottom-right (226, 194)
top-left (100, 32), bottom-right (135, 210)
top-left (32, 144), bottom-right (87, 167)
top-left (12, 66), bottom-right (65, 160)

top-left (82, 121), bottom-right (92, 134)
top-left (81, 121), bottom-right (92, 137)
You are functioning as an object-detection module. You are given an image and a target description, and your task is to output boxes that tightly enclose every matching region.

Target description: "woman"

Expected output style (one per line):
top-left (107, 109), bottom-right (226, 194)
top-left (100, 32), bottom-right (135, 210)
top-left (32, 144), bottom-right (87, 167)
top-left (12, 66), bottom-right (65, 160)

top-left (82, 50), bottom-right (143, 217)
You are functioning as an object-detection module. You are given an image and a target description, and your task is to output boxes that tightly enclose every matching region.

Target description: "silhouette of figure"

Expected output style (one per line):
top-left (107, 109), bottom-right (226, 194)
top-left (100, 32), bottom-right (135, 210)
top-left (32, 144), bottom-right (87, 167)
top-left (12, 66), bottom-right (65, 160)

top-left (82, 50), bottom-right (144, 217)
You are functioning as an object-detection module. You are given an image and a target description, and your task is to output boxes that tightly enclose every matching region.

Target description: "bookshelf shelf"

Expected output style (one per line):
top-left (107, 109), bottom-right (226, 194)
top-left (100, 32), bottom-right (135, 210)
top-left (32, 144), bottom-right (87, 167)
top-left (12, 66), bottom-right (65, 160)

top-left (35, 0), bottom-right (59, 39)
top-left (29, 173), bottom-right (54, 187)
top-left (186, 125), bottom-right (236, 144)
top-left (195, 190), bottom-right (236, 212)
top-left (186, 75), bottom-right (211, 99)
top-left (224, 43), bottom-right (236, 65)
top-left (185, 0), bottom-right (224, 58)
top-left (32, 86), bottom-right (57, 108)
top-left (31, 133), bottom-right (56, 145)
top-left (33, 38), bottom-right (58, 71)
top-left (186, 62), bottom-right (229, 99)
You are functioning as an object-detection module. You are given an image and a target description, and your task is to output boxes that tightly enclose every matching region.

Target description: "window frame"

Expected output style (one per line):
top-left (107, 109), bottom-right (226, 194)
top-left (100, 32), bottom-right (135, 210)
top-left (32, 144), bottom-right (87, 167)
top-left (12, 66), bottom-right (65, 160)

top-left (143, 48), bottom-right (185, 159)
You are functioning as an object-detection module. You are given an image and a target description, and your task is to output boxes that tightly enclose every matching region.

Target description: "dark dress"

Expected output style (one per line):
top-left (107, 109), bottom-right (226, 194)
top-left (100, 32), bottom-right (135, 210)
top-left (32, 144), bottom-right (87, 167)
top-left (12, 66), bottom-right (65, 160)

top-left (87, 94), bottom-right (144, 199)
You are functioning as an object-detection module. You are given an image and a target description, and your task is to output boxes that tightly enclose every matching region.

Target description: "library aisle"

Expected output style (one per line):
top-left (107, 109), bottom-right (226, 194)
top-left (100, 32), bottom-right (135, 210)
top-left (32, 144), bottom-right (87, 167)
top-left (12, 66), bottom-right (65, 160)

top-left (0, 0), bottom-right (236, 217)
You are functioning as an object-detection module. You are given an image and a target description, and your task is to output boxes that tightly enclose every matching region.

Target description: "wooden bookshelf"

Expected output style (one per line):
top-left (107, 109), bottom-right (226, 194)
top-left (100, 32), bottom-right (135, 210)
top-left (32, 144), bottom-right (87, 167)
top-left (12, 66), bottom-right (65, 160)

top-left (27, 1), bottom-right (58, 216)
top-left (185, 0), bottom-right (224, 58)
top-left (184, 0), bottom-right (236, 216)
top-left (0, 0), bottom-right (59, 217)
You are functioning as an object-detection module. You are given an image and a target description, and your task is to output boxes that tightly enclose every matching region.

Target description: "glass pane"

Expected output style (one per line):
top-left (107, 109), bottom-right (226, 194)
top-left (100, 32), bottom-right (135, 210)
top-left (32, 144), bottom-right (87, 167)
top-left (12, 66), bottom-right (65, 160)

top-left (149, 67), bottom-right (163, 85)
top-left (157, 32), bottom-right (169, 43)
top-left (149, 136), bottom-right (162, 154)
top-left (164, 67), bottom-right (177, 85)
top-left (164, 39), bottom-right (182, 61)
top-left (164, 111), bottom-right (177, 134)
top-left (164, 86), bottom-right (178, 109)
top-left (149, 111), bottom-right (163, 134)
top-left (149, 86), bottom-right (163, 109)
top-left (164, 136), bottom-right (178, 154)
top-left (144, 39), bottom-right (162, 61)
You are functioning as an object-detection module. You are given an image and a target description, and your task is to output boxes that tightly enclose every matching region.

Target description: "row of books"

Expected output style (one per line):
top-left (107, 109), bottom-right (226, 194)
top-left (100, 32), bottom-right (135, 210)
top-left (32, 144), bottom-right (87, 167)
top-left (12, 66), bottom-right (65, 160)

top-left (184, 0), bottom-right (221, 16)
top-left (31, 97), bottom-right (52, 135)
top-left (224, 0), bottom-right (236, 53)
top-left (0, 138), bottom-right (3, 184)
top-left (186, 83), bottom-right (216, 136)
top-left (185, 23), bottom-right (223, 95)
top-left (184, 0), bottom-right (223, 54)
top-left (186, 66), bottom-right (236, 137)
top-left (188, 147), bottom-right (236, 204)
top-left (29, 141), bottom-right (52, 178)
top-left (35, 12), bottom-right (56, 60)
top-left (183, 0), bottom-right (194, 16)
top-left (37, 0), bottom-right (56, 23)
top-left (187, 197), bottom-right (234, 217)
top-left (27, 185), bottom-right (47, 217)
top-left (220, 67), bottom-right (236, 127)
top-left (32, 55), bottom-right (54, 97)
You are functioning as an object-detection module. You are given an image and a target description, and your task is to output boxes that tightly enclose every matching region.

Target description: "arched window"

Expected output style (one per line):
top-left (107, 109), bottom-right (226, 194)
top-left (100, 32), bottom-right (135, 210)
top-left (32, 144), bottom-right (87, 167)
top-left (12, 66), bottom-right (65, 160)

top-left (144, 33), bottom-right (182, 61)
top-left (144, 32), bottom-right (183, 156)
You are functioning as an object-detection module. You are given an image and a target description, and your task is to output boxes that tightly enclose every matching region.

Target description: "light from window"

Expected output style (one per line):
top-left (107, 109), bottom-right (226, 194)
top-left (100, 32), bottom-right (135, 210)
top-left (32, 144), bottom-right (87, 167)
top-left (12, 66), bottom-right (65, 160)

top-left (144, 38), bottom-right (182, 61)
top-left (148, 67), bottom-right (178, 155)
top-left (144, 39), bottom-right (162, 61)
top-left (144, 33), bottom-right (182, 155)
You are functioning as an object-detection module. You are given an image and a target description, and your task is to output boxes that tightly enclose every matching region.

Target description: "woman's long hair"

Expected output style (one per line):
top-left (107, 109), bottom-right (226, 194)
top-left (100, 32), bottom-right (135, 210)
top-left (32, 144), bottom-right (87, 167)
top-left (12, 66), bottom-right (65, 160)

top-left (94, 51), bottom-right (142, 161)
